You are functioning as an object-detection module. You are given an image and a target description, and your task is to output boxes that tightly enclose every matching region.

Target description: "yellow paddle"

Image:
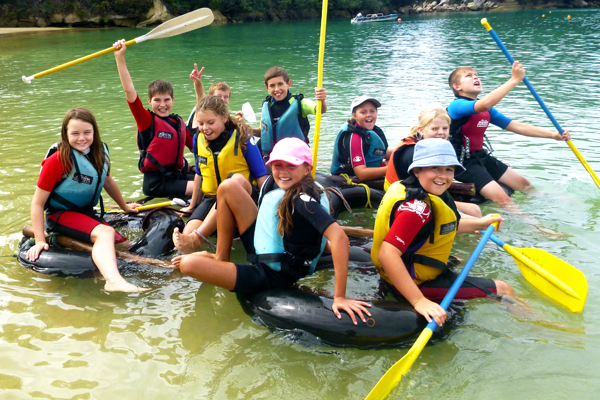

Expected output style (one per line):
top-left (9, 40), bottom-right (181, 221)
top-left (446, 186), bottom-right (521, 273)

top-left (341, 226), bottom-right (586, 312)
top-left (22, 8), bottom-right (214, 84)
top-left (365, 223), bottom-right (499, 400)
top-left (488, 234), bottom-right (587, 313)
top-left (105, 198), bottom-right (186, 214)
top-left (311, 0), bottom-right (328, 178)
top-left (481, 18), bottom-right (600, 190)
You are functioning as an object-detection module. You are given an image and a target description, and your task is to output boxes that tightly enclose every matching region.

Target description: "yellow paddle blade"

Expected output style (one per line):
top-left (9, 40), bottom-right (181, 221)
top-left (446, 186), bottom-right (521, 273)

top-left (365, 328), bottom-right (433, 400)
top-left (510, 247), bottom-right (587, 313)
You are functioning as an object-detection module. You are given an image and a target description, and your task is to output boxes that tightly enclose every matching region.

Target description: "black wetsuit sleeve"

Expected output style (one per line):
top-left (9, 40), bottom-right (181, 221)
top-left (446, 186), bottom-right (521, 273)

top-left (393, 146), bottom-right (415, 181)
top-left (285, 195), bottom-right (335, 245)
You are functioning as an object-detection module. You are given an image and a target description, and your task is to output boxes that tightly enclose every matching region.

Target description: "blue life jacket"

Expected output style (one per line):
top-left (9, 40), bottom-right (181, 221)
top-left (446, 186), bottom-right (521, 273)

top-left (250, 176), bottom-right (328, 279)
top-left (330, 122), bottom-right (388, 175)
top-left (45, 143), bottom-right (109, 213)
top-left (260, 94), bottom-right (310, 154)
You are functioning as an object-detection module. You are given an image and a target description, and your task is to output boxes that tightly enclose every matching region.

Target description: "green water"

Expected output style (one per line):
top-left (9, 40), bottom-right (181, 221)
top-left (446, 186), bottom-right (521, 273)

top-left (1, 9), bottom-right (600, 399)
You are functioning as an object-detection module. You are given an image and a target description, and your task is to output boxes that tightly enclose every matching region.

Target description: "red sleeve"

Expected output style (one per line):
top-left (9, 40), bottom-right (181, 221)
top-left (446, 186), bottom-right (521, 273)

top-left (383, 199), bottom-right (432, 253)
top-left (127, 94), bottom-right (152, 132)
top-left (37, 152), bottom-right (69, 192)
top-left (350, 133), bottom-right (366, 168)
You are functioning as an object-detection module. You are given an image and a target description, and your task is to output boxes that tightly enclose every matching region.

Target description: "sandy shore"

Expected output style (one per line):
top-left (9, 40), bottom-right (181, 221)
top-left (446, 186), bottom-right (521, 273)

top-left (0, 27), bottom-right (72, 36)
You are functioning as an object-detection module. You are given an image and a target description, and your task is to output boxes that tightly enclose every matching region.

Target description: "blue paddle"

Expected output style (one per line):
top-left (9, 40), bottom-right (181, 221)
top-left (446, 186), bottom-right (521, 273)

top-left (481, 18), bottom-right (600, 190)
top-left (365, 222), bottom-right (498, 400)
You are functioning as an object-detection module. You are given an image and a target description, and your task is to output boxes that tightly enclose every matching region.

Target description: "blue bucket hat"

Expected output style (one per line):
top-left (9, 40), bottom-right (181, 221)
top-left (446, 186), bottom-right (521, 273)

top-left (408, 139), bottom-right (465, 173)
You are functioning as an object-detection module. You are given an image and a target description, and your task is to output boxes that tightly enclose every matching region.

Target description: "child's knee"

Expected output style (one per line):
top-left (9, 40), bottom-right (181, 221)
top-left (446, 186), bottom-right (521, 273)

top-left (494, 280), bottom-right (514, 297)
top-left (91, 224), bottom-right (115, 241)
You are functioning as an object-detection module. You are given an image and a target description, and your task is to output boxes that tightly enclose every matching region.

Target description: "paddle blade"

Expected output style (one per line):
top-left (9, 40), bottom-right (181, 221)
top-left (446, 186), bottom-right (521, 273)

top-left (242, 102), bottom-right (257, 123)
top-left (140, 8), bottom-right (214, 41)
top-left (365, 328), bottom-right (433, 400)
top-left (513, 247), bottom-right (587, 313)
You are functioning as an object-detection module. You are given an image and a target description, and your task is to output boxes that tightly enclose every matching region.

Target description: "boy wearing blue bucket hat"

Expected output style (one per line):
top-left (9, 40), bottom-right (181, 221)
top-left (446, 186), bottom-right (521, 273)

top-left (371, 139), bottom-right (514, 326)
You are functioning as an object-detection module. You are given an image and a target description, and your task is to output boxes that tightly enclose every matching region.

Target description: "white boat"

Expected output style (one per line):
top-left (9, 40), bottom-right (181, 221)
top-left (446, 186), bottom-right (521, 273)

top-left (351, 13), bottom-right (398, 24)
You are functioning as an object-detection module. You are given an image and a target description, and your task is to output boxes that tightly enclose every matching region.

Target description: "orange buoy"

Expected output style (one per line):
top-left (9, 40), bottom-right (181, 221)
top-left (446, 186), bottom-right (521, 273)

top-left (397, 18), bottom-right (401, 22)
top-left (549, 11), bottom-right (552, 13)
top-left (542, 14), bottom-right (545, 17)
top-left (567, 15), bottom-right (571, 20)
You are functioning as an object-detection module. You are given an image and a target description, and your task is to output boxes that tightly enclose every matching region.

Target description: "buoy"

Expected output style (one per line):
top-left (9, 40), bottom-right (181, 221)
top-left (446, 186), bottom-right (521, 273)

top-left (542, 14), bottom-right (545, 17)
top-left (567, 15), bottom-right (571, 20)
top-left (549, 11), bottom-right (552, 13)
top-left (397, 18), bottom-right (401, 22)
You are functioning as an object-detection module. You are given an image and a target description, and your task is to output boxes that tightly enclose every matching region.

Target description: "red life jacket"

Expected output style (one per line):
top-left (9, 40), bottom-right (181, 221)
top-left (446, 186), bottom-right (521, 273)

top-left (384, 135), bottom-right (419, 190)
top-left (137, 112), bottom-right (186, 174)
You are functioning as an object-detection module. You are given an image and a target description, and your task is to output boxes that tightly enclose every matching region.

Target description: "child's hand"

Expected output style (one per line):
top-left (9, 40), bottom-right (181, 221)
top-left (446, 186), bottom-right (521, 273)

top-left (190, 63), bottom-right (204, 84)
top-left (315, 87), bottom-right (327, 101)
top-left (26, 241), bottom-right (49, 262)
top-left (122, 203), bottom-right (141, 214)
top-left (556, 129), bottom-right (571, 141)
top-left (413, 298), bottom-right (446, 326)
top-left (511, 61), bottom-right (525, 82)
top-left (332, 296), bottom-right (372, 325)
top-left (113, 39), bottom-right (127, 58)
top-left (480, 213), bottom-right (504, 231)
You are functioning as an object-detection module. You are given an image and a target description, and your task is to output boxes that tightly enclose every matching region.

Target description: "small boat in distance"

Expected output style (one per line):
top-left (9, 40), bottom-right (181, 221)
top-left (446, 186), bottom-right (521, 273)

top-left (351, 12), bottom-right (399, 23)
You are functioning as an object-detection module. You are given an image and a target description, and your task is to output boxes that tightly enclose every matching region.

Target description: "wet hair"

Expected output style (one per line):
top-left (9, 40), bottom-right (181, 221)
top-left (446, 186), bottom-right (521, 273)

top-left (264, 66), bottom-right (290, 85)
top-left (408, 104), bottom-right (451, 137)
top-left (196, 95), bottom-right (252, 152)
top-left (208, 82), bottom-right (231, 96)
top-left (448, 66), bottom-right (476, 97)
top-left (277, 171), bottom-right (325, 236)
top-left (147, 79), bottom-right (174, 100)
top-left (59, 107), bottom-right (109, 176)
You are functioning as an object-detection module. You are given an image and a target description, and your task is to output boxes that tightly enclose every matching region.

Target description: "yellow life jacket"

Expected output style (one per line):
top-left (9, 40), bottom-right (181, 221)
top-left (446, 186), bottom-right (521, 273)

top-left (196, 129), bottom-right (253, 196)
top-left (371, 181), bottom-right (458, 285)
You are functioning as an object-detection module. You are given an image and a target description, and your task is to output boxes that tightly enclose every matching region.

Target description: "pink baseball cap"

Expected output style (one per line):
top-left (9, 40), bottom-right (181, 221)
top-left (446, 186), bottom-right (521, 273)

top-left (266, 137), bottom-right (313, 167)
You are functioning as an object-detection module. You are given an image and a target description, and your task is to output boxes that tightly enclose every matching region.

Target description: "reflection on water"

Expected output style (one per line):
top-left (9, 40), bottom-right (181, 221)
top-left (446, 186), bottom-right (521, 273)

top-left (1, 9), bottom-right (600, 399)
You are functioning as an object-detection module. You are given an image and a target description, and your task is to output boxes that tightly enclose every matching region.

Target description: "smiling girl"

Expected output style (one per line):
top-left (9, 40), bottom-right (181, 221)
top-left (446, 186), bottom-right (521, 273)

top-left (372, 139), bottom-right (513, 326)
top-left (330, 96), bottom-right (391, 182)
top-left (27, 107), bottom-right (147, 292)
top-left (173, 96), bottom-right (267, 253)
top-left (173, 138), bottom-right (371, 324)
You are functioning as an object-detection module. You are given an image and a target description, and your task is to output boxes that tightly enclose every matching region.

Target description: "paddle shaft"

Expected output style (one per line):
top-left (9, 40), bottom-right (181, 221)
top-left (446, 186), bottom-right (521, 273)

top-left (22, 225), bottom-right (172, 268)
top-left (106, 200), bottom-right (177, 214)
top-left (481, 18), bottom-right (600, 189)
top-left (311, 0), bottom-right (328, 177)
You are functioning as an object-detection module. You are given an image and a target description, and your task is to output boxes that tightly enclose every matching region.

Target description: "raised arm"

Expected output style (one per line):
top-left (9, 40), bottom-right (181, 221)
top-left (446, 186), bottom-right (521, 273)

top-left (113, 39), bottom-right (138, 104)
top-left (190, 63), bottom-right (206, 104)
top-left (474, 61), bottom-right (525, 113)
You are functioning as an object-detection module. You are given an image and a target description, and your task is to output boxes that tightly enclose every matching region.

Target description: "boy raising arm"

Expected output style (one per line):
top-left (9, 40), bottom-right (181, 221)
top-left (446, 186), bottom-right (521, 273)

top-left (447, 61), bottom-right (570, 205)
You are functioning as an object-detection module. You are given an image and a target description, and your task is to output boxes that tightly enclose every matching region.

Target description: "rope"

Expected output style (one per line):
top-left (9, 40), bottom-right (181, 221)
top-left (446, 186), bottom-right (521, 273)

top-left (339, 173), bottom-right (372, 208)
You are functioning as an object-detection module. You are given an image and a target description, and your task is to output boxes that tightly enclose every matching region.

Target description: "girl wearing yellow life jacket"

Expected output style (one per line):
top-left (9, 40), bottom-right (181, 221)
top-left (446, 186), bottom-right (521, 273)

top-left (173, 96), bottom-right (267, 253)
top-left (372, 139), bottom-right (514, 326)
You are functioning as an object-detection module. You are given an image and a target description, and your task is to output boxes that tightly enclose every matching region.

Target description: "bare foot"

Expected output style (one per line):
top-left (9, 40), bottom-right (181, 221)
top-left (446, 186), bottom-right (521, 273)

top-left (172, 227), bottom-right (201, 254)
top-left (104, 279), bottom-right (151, 293)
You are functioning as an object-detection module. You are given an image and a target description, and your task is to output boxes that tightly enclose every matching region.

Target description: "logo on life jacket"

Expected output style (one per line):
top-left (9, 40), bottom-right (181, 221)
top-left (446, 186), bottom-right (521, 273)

top-left (476, 119), bottom-right (489, 128)
top-left (439, 221), bottom-right (457, 235)
top-left (353, 156), bottom-right (363, 162)
top-left (373, 148), bottom-right (386, 156)
top-left (72, 173), bottom-right (93, 185)
top-left (157, 131), bottom-right (173, 140)
top-left (198, 156), bottom-right (208, 165)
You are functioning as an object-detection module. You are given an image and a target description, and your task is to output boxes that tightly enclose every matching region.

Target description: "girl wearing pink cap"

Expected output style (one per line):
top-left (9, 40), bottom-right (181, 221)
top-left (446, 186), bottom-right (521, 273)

top-left (173, 138), bottom-right (371, 324)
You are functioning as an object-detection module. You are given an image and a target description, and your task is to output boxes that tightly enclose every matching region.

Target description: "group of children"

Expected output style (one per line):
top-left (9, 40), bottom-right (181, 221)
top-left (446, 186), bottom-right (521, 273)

top-left (25, 39), bottom-right (570, 325)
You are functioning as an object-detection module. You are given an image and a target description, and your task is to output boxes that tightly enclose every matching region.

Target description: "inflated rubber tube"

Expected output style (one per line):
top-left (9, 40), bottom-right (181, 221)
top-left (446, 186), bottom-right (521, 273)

top-left (239, 288), bottom-right (428, 348)
top-left (129, 208), bottom-right (184, 257)
top-left (315, 246), bottom-right (372, 271)
top-left (17, 208), bottom-right (183, 276)
top-left (327, 185), bottom-right (385, 218)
